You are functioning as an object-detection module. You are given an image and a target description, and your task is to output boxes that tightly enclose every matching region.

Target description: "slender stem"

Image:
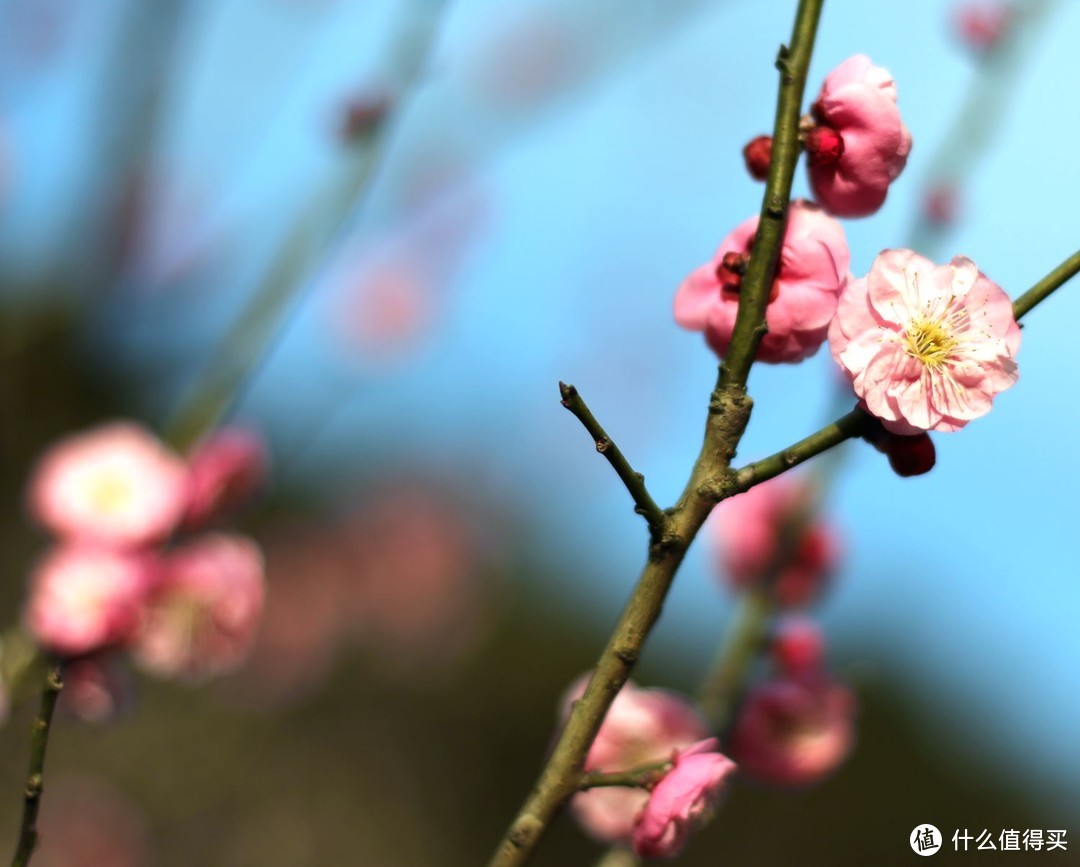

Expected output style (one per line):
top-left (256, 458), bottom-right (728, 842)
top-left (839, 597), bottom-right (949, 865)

top-left (718, 0), bottom-right (826, 393)
top-left (578, 761), bottom-right (672, 791)
top-left (559, 383), bottom-right (667, 534)
top-left (734, 408), bottom-right (869, 491)
top-left (485, 3), bottom-right (825, 865)
top-left (1012, 248), bottom-right (1080, 320)
top-left (594, 849), bottom-right (639, 867)
top-left (10, 666), bottom-right (63, 867)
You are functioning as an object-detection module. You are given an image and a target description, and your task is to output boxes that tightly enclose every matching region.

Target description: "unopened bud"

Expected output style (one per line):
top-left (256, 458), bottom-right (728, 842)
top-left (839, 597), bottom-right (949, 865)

top-left (742, 135), bottom-right (773, 181)
top-left (804, 124), bottom-right (845, 168)
top-left (886, 433), bottom-right (936, 477)
top-left (772, 616), bottom-right (824, 677)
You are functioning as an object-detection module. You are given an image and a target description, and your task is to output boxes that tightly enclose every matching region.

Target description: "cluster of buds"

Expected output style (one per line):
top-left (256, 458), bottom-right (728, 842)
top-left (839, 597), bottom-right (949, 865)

top-left (22, 422), bottom-right (268, 716)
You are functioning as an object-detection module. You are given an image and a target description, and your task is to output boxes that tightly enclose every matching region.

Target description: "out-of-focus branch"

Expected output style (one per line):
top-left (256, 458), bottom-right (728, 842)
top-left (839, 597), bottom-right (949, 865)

top-left (9, 666), bottom-right (63, 867)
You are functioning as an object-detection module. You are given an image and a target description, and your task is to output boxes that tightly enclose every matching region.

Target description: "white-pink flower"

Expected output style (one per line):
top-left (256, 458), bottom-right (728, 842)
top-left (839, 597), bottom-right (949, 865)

top-left (829, 250), bottom-right (1020, 434)
top-left (28, 422), bottom-right (189, 548)
top-left (25, 546), bottom-right (155, 657)
top-left (632, 739), bottom-right (736, 860)
top-left (183, 427), bottom-right (268, 528)
top-left (133, 533), bottom-right (265, 681)
top-left (561, 676), bottom-right (709, 845)
top-left (807, 55), bottom-right (912, 217)
top-left (674, 201), bottom-right (850, 363)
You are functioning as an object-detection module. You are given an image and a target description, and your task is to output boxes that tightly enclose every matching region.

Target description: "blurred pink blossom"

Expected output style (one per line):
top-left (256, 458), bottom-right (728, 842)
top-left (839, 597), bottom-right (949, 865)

top-left (183, 427), bottom-right (269, 528)
top-left (632, 739), bottom-right (737, 860)
top-left (924, 184), bottom-right (959, 226)
top-left (561, 676), bottom-right (709, 845)
top-left (711, 476), bottom-right (839, 608)
top-left (771, 616), bottom-right (825, 677)
top-left (807, 55), bottom-right (912, 217)
top-left (28, 422), bottom-right (189, 548)
top-left (134, 534), bottom-right (265, 682)
top-left (59, 655), bottom-right (134, 724)
top-left (829, 250), bottom-right (1020, 433)
top-left (25, 546), bottom-right (155, 657)
top-left (954, 3), bottom-right (1012, 52)
top-left (674, 200), bottom-right (850, 363)
top-left (728, 673), bottom-right (855, 787)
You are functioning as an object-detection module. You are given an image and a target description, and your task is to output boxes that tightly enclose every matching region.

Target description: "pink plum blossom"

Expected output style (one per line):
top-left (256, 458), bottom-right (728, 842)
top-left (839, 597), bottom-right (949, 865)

top-left (183, 427), bottom-right (268, 528)
top-left (561, 676), bottom-right (709, 845)
top-left (674, 200), bottom-right (850, 363)
top-left (28, 422), bottom-right (189, 548)
top-left (728, 674), bottom-right (855, 787)
top-left (711, 476), bottom-right (839, 608)
top-left (133, 534), bottom-right (265, 681)
top-left (829, 250), bottom-right (1020, 434)
top-left (632, 739), bottom-right (737, 859)
top-left (25, 547), bottom-right (155, 657)
top-left (806, 55), bottom-right (912, 217)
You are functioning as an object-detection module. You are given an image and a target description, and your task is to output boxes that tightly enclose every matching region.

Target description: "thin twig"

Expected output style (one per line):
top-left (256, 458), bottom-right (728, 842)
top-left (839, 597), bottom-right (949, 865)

top-left (10, 666), bottom-right (63, 867)
top-left (559, 383), bottom-right (667, 535)
top-left (578, 760), bottom-right (672, 791)
top-left (1012, 248), bottom-right (1080, 320)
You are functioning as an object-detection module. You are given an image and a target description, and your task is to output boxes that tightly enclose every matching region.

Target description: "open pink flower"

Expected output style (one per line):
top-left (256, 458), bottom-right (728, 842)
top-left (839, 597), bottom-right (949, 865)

top-left (632, 739), bottom-right (736, 859)
top-left (133, 534), bottom-right (265, 681)
top-left (28, 422), bottom-right (189, 548)
top-left (674, 201), bottom-right (849, 363)
top-left (829, 250), bottom-right (1020, 434)
top-left (711, 476), bottom-right (839, 608)
top-left (183, 427), bottom-right (268, 528)
top-left (728, 674), bottom-right (855, 787)
top-left (806, 55), bottom-right (912, 217)
top-left (25, 547), bottom-right (155, 657)
top-left (561, 676), bottom-right (709, 844)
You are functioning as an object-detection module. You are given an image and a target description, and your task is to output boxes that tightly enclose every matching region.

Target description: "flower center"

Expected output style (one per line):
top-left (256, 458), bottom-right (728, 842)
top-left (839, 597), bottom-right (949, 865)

top-left (87, 473), bottom-right (134, 514)
top-left (902, 316), bottom-right (956, 369)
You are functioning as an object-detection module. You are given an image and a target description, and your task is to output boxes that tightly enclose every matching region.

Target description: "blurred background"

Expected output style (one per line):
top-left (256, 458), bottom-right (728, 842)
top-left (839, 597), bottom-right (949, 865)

top-left (0, 0), bottom-right (1077, 863)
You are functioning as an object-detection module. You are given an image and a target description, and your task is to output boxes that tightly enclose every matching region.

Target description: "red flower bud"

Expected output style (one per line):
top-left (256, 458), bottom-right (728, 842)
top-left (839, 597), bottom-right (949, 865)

top-left (742, 135), bottom-right (773, 181)
top-left (886, 433), bottom-right (936, 477)
top-left (804, 124), bottom-right (845, 167)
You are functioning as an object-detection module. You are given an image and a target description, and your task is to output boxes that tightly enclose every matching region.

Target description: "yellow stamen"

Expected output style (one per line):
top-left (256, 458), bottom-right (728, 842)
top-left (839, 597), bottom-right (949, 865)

top-left (902, 316), bottom-right (956, 369)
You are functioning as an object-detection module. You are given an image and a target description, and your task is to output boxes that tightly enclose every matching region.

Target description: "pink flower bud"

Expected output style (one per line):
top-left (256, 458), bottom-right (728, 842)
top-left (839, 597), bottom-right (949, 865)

top-left (742, 135), bottom-right (773, 181)
top-left (771, 616), bottom-right (825, 676)
top-left (729, 674), bottom-right (855, 787)
top-left (954, 3), bottom-right (1011, 52)
top-left (807, 55), bottom-right (912, 217)
top-left (25, 547), bottom-right (155, 657)
top-left (632, 739), bottom-right (737, 859)
top-left (133, 534), bottom-right (265, 682)
top-left (183, 427), bottom-right (268, 528)
top-left (561, 676), bottom-right (709, 845)
top-left (924, 184), bottom-right (959, 226)
top-left (674, 200), bottom-right (850, 364)
top-left (711, 476), bottom-right (840, 608)
top-left (27, 422), bottom-right (189, 548)
top-left (829, 250), bottom-right (1020, 434)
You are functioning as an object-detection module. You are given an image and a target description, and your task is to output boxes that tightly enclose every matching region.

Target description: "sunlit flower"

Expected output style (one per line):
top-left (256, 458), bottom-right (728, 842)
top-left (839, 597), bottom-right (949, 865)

top-left (728, 673), bottom-right (855, 787)
top-left (133, 534), bottom-right (265, 681)
top-left (829, 250), bottom-right (1020, 433)
top-left (674, 201), bottom-right (849, 363)
top-left (562, 676), bottom-right (709, 845)
top-left (25, 547), bottom-right (154, 657)
top-left (28, 422), bottom-right (189, 548)
top-left (711, 476), bottom-right (839, 608)
top-left (632, 739), bottom-right (736, 860)
top-left (806, 55), bottom-right (912, 217)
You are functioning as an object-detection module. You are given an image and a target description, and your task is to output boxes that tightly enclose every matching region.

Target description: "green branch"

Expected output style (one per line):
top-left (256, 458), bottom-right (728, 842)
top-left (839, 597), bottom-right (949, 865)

top-left (1012, 248), bottom-right (1080, 320)
top-left (578, 760), bottom-right (672, 791)
top-left (559, 383), bottom-right (667, 535)
top-left (10, 666), bottom-right (63, 867)
top-left (484, 3), bottom-right (826, 865)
